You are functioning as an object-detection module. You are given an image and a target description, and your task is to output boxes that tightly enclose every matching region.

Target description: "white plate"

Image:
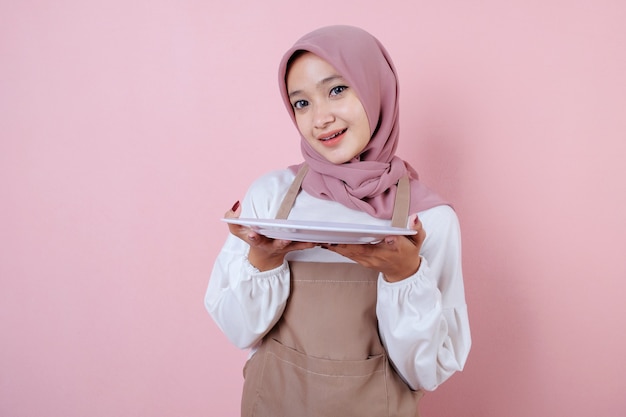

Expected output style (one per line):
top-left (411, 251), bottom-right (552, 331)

top-left (222, 218), bottom-right (416, 244)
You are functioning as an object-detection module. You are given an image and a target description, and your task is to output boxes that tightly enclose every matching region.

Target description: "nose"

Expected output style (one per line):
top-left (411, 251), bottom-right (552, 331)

top-left (312, 102), bottom-right (334, 129)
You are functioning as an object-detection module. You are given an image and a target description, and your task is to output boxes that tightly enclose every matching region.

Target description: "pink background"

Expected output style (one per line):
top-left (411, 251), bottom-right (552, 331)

top-left (1, 1), bottom-right (625, 416)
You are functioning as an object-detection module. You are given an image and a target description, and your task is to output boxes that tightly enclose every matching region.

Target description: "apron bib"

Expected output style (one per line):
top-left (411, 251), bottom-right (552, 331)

top-left (241, 166), bottom-right (423, 417)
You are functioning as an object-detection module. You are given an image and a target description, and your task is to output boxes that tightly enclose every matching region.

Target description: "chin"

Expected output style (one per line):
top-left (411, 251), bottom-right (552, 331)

top-left (325, 156), bottom-right (351, 165)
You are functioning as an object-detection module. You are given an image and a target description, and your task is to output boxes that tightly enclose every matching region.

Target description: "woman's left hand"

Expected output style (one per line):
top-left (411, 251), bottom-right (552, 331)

top-left (322, 214), bottom-right (426, 282)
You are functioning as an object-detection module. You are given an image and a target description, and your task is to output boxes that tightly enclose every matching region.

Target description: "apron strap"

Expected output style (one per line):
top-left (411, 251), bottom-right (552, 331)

top-left (275, 164), bottom-right (309, 219)
top-left (391, 175), bottom-right (410, 228)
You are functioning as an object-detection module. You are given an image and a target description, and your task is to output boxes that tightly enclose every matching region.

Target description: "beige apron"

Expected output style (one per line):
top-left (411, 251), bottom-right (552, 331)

top-left (241, 166), bottom-right (423, 417)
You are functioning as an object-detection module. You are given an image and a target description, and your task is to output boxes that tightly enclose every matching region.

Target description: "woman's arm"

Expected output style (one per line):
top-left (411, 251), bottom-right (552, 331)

top-left (376, 205), bottom-right (471, 391)
top-left (204, 170), bottom-right (305, 349)
top-left (205, 233), bottom-right (292, 349)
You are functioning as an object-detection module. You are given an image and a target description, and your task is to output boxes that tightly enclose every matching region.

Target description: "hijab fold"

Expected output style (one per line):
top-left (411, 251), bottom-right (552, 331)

top-left (278, 25), bottom-right (447, 219)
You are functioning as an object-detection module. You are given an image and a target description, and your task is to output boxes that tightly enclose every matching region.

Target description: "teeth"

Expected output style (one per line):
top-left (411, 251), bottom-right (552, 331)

top-left (322, 130), bottom-right (344, 141)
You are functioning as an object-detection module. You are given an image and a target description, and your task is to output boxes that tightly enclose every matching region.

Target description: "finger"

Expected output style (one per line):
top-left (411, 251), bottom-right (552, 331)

top-left (324, 243), bottom-right (371, 260)
top-left (409, 214), bottom-right (421, 231)
top-left (406, 214), bottom-right (426, 246)
top-left (224, 200), bottom-right (241, 218)
top-left (273, 239), bottom-right (292, 250)
top-left (246, 230), bottom-right (264, 246)
top-left (321, 243), bottom-right (346, 253)
top-left (291, 241), bottom-right (318, 251)
top-left (224, 200), bottom-right (247, 236)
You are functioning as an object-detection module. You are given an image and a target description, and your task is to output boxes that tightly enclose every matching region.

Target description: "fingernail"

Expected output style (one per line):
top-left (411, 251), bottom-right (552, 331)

top-left (413, 215), bottom-right (419, 225)
top-left (231, 200), bottom-right (240, 212)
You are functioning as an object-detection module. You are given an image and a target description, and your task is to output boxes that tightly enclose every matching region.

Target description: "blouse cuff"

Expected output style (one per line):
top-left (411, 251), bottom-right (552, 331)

top-left (243, 255), bottom-right (289, 278)
top-left (378, 256), bottom-right (429, 288)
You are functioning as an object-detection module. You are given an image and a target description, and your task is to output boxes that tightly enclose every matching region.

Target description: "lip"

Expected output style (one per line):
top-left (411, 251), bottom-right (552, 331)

top-left (317, 128), bottom-right (347, 146)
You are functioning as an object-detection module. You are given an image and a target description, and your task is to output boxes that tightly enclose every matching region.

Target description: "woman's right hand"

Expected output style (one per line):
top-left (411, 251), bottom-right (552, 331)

top-left (225, 201), bottom-right (316, 271)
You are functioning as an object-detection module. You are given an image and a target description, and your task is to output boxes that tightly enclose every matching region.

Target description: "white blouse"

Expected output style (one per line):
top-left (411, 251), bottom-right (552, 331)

top-left (205, 169), bottom-right (471, 391)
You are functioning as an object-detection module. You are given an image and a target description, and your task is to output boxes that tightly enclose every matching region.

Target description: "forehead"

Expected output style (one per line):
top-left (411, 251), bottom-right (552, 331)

top-left (286, 52), bottom-right (343, 92)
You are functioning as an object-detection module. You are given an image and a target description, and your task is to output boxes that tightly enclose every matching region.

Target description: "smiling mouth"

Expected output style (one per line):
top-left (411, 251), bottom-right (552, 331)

top-left (320, 129), bottom-right (347, 141)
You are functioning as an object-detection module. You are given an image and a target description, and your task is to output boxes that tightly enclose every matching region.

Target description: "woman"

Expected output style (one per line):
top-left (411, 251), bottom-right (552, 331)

top-left (205, 25), bottom-right (471, 417)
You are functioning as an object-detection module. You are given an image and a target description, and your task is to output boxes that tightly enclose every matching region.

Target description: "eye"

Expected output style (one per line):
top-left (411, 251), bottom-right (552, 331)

top-left (292, 99), bottom-right (309, 110)
top-left (330, 85), bottom-right (348, 96)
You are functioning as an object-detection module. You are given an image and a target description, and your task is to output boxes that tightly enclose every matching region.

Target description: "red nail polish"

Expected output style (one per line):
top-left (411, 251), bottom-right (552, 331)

top-left (413, 215), bottom-right (419, 225)
top-left (231, 200), bottom-right (240, 212)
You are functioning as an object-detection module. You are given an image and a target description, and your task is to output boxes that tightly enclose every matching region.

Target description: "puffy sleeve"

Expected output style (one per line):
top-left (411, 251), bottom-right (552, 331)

top-left (376, 205), bottom-right (471, 391)
top-left (204, 170), bottom-right (294, 349)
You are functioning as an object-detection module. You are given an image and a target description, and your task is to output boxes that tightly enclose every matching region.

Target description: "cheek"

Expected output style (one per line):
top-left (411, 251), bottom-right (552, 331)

top-left (345, 97), bottom-right (371, 137)
top-left (356, 108), bottom-right (371, 139)
top-left (293, 114), bottom-right (308, 135)
top-left (361, 114), bottom-right (371, 137)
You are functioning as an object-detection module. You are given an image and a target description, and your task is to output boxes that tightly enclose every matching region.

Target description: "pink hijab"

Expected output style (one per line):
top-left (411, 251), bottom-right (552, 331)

top-left (278, 25), bottom-right (447, 219)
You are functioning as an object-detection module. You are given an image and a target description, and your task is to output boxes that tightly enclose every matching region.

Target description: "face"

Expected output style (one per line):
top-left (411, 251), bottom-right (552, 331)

top-left (286, 52), bottom-right (371, 165)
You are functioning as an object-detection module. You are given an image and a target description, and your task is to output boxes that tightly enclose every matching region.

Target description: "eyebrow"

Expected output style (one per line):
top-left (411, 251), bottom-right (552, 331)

top-left (288, 74), bottom-right (345, 99)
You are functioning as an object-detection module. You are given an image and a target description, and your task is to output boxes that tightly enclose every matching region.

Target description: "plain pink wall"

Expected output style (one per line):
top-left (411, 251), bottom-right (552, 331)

top-left (1, 1), bottom-right (625, 416)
